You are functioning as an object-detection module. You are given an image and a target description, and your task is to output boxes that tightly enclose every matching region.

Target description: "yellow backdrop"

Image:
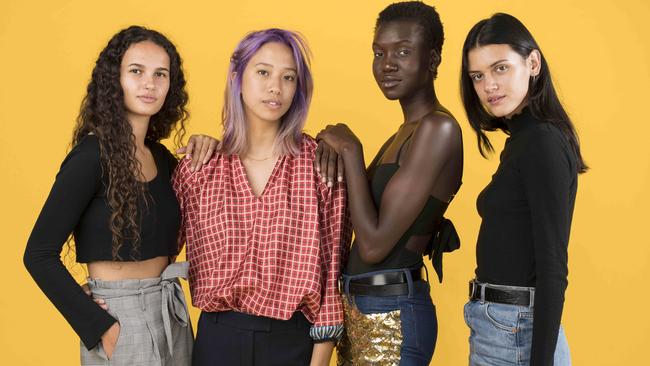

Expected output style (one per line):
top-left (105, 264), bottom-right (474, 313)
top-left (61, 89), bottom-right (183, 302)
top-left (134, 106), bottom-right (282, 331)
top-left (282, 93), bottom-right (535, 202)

top-left (1, 0), bottom-right (648, 364)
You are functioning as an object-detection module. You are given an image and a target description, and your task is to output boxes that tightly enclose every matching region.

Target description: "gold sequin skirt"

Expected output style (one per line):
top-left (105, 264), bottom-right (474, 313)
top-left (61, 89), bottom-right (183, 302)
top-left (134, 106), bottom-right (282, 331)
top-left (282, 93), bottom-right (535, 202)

top-left (337, 295), bottom-right (402, 366)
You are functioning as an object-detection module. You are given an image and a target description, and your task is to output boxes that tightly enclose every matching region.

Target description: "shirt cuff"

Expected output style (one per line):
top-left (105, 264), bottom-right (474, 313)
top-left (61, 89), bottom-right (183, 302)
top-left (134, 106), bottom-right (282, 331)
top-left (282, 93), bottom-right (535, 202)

top-left (310, 324), bottom-right (344, 343)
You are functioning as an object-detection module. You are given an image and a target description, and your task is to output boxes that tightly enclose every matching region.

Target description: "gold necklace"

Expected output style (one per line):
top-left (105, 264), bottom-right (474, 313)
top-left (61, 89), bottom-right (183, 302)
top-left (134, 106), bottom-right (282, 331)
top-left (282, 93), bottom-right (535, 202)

top-left (243, 154), bottom-right (276, 162)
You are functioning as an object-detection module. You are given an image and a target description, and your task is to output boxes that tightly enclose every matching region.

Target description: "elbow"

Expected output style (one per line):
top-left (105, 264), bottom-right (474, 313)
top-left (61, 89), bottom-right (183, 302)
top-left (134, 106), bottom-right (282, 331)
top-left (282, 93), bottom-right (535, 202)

top-left (357, 242), bottom-right (385, 265)
top-left (23, 246), bottom-right (36, 275)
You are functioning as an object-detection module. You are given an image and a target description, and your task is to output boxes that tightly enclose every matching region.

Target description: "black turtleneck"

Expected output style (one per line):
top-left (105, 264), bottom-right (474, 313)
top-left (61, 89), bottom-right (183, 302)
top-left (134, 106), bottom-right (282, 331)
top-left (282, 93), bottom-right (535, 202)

top-left (475, 107), bottom-right (578, 366)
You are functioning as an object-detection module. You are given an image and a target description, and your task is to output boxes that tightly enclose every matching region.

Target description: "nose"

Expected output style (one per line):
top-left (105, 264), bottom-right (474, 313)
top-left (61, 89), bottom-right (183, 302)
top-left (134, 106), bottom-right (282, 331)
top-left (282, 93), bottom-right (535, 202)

top-left (143, 75), bottom-right (155, 91)
top-left (483, 74), bottom-right (497, 93)
top-left (268, 77), bottom-right (280, 95)
top-left (382, 54), bottom-right (398, 73)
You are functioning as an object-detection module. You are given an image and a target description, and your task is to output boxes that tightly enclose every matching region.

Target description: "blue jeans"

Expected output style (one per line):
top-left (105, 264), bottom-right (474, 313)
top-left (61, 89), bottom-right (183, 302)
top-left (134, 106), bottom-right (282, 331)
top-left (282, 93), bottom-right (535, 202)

top-left (464, 299), bottom-right (571, 365)
top-left (342, 270), bottom-right (437, 366)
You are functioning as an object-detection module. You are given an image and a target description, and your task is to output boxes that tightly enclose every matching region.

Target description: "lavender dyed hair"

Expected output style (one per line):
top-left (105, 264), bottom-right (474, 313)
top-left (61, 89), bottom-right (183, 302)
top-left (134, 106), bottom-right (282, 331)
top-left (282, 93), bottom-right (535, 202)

top-left (220, 28), bottom-right (313, 156)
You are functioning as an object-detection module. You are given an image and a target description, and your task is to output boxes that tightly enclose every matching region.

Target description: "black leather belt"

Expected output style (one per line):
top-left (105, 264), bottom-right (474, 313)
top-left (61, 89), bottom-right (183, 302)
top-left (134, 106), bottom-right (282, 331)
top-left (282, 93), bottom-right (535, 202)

top-left (347, 268), bottom-right (423, 296)
top-left (469, 280), bottom-right (533, 307)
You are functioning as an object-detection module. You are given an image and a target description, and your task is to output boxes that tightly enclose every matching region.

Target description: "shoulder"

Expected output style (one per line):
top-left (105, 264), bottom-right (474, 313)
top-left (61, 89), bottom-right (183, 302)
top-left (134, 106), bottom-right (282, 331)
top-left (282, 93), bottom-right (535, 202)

top-left (409, 110), bottom-right (462, 152)
top-left (519, 123), bottom-right (577, 173)
top-left (65, 134), bottom-right (101, 167)
top-left (298, 133), bottom-right (318, 160)
top-left (418, 110), bottom-right (461, 138)
top-left (523, 123), bottom-right (572, 157)
top-left (148, 140), bottom-right (178, 169)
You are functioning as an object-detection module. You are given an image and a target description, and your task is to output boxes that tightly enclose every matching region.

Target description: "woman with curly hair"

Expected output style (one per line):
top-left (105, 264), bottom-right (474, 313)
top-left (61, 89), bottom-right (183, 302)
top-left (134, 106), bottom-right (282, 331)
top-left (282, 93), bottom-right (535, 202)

top-left (24, 26), bottom-right (215, 365)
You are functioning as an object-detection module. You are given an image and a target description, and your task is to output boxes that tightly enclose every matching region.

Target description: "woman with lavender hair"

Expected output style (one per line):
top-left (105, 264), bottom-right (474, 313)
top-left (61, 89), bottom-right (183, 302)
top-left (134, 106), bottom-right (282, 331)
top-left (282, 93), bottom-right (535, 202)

top-left (172, 28), bottom-right (351, 366)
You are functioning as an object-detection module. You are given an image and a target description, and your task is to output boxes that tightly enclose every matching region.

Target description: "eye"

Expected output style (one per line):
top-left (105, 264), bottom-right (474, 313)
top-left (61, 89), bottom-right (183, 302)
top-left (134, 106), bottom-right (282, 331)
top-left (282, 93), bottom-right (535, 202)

top-left (154, 71), bottom-right (168, 78)
top-left (373, 51), bottom-right (383, 58)
top-left (495, 64), bottom-right (509, 72)
top-left (470, 73), bottom-right (483, 82)
top-left (283, 74), bottom-right (296, 82)
top-left (129, 68), bottom-right (142, 74)
top-left (398, 49), bottom-right (410, 56)
top-left (257, 69), bottom-right (269, 77)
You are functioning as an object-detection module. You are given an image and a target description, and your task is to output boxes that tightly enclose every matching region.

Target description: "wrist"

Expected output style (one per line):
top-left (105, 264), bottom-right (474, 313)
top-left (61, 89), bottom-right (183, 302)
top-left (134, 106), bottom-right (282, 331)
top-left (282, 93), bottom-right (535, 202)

top-left (341, 141), bottom-right (361, 158)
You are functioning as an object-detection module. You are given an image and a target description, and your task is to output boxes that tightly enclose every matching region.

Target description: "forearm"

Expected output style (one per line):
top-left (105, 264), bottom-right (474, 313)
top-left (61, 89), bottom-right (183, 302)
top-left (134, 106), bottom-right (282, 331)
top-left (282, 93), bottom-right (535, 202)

top-left (310, 341), bottom-right (335, 366)
top-left (340, 143), bottom-right (385, 257)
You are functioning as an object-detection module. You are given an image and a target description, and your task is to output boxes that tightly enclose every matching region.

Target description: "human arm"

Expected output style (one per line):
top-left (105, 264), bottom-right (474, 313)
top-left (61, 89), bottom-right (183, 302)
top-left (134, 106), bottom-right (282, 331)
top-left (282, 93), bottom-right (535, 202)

top-left (520, 129), bottom-right (577, 366)
top-left (23, 136), bottom-right (117, 350)
top-left (175, 134), bottom-right (219, 171)
top-left (317, 115), bottom-right (460, 264)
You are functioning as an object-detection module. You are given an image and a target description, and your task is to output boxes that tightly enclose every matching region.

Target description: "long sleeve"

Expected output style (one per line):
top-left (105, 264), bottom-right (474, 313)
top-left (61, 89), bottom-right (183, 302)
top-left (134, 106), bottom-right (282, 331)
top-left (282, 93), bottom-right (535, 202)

top-left (23, 136), bottom-right (117, 350)
top-left (519, 129), bottom-right (577, 366)
top-left (310, 175), bottom-right (352, 342)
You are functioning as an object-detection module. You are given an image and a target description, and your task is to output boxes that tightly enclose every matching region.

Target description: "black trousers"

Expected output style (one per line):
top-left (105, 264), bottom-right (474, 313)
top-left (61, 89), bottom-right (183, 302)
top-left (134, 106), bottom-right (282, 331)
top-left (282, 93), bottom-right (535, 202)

top-left (192, 311), bottom-right (313, 366)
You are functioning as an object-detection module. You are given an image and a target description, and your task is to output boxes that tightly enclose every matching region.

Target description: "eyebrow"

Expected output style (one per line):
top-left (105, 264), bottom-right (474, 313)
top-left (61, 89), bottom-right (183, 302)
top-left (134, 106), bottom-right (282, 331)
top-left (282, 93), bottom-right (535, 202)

top-left (468, 59), bottom-right (509, 73)
top-left (255, 62), bottom-right (297, 72)
top-left (127, 63), bottom-right (170, 72)
top-left (372, 39), bottom-right (413, 47)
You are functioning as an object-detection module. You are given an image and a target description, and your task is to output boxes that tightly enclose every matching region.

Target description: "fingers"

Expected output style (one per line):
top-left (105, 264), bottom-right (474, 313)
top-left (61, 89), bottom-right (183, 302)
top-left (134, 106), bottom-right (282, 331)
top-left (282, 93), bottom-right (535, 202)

top-left (184, 139), bottom-right (195, 159)
top-left (314, 141), bottom-right (323, 174)
top-left (204, 139), bottom-right (217, 164)
top-left (319, 144), bottom-right (329, 184)
top-left (81, 283), bottom-right (90, 296)
top-left (337, 154), bottom-right (344, 183)
top-left (327, 148), bottom-right (338, 187)
top-left (193, 136), bottom-right (211, 171)
top-left (94, 298), bottom-right (108, 311)
top-left (175, 146), bottom-right (187, 154)
top-left (82, 283), bottom-right (108, 310)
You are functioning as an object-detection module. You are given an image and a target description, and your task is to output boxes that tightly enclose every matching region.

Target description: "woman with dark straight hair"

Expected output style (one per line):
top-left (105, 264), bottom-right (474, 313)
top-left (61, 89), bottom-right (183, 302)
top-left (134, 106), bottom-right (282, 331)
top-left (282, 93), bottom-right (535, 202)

top-left (460, 13), bottom-right (586, 366)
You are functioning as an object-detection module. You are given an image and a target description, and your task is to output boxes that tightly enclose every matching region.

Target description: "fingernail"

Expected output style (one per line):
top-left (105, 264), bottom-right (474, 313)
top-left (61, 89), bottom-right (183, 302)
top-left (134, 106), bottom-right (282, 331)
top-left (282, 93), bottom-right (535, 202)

top-left (327, 181), bottom-right (333, 188)
top-left (338, 176), bottom-right (343, 182)
top-left (322, 177), bottom-right (326, 183)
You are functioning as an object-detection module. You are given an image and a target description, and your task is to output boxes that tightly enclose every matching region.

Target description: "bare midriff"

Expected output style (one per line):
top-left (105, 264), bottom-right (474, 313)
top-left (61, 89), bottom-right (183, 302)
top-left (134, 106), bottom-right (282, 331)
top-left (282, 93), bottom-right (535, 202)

top-left (88, 256), bottom-right (169, 281)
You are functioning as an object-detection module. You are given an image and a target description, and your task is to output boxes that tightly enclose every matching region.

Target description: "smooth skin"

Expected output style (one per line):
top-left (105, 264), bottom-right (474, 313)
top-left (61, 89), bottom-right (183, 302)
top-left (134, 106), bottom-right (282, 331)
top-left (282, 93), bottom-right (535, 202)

top-left (86, 40), bottom-right (217, 359)
top-left (237, 41), bottom-right (334, 366)
top-left (316, 19), bottom-right (463, 263)
top-left (467, 44), bottom-right (541, 118)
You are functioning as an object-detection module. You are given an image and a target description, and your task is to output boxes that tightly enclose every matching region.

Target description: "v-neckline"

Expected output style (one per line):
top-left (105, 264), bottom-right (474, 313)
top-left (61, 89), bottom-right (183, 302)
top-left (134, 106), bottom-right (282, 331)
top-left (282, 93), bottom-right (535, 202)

top-left (234, 154), bottom-right (283, 199)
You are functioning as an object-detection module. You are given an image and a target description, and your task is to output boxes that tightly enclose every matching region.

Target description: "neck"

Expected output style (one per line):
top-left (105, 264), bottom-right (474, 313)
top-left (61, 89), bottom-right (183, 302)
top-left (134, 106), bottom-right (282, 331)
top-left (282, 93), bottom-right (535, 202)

top-left (399, 85), bottom-right (439, 123)
top-left (128, 113), bottom-right (150, 150)
top-left (244, 112), bottom-right (280, 157)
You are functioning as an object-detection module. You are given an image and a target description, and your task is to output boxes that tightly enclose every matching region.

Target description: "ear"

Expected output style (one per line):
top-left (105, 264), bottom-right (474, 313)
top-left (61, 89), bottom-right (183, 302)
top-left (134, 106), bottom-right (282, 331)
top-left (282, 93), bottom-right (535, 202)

top-left (230, 71), bottom-right (237, 82)
top-left (528, 49), bottom-right (541, 77)
top-left (429, 49), bottom-right (441, 72)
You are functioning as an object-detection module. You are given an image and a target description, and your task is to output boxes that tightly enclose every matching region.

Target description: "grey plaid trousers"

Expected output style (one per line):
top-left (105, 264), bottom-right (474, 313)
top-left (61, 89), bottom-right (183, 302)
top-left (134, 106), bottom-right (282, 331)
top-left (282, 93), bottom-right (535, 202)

top-left (80, 262), bottom-right (193, 365)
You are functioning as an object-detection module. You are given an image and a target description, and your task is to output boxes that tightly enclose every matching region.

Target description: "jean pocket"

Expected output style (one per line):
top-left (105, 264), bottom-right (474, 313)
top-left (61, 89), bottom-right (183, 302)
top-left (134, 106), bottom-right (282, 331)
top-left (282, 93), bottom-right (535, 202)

top-left (484, 303), bottom-right (518, 334)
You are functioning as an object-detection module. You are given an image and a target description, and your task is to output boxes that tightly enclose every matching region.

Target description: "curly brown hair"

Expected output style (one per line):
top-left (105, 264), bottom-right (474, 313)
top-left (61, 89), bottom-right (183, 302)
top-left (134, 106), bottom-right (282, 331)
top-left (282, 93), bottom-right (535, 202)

top-left (72, 25), bottom-right (188, 260)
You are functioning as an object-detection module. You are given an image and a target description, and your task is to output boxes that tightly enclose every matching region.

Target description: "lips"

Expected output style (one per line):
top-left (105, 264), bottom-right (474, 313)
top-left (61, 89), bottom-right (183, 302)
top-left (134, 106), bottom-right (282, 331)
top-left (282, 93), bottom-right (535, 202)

top-left (263, 100), bottom-right (282, 109)
top-left (380, 77), bottom-right (401, 88)
top-left (487, 95), bottom-right (505, 105)
top-left (137, 95), bottom-right (157, 103)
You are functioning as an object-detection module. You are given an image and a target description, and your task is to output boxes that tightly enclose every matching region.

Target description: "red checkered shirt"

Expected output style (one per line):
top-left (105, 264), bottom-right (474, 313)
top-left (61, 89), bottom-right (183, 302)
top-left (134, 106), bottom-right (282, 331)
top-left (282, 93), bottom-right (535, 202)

top-left (172, 134), bottom-right (351, 337)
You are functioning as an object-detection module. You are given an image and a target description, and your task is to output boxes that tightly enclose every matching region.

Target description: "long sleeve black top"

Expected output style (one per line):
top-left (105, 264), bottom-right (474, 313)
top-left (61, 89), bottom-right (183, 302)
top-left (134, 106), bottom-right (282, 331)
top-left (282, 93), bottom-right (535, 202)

top-left (475, 108), bottom-right (578, 366)
top-left (23, 135), bottom-right (180, 350)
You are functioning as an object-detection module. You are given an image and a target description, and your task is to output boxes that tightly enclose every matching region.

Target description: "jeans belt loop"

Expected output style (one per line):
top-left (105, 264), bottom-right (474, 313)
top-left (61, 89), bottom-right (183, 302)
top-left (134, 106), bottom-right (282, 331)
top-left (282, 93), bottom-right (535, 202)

top-left (479, 283), bottom-right (486, 304)
top-left (404, 268), bottom-right (414, 298)
top-left (529, 288), bottom-right (535, 308)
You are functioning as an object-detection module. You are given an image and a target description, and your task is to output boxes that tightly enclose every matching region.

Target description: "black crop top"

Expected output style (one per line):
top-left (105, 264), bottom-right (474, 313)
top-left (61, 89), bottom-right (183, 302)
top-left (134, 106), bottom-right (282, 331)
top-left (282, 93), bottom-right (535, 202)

top-left (23, 134), bottom-right (181, 349)
top-left (345, 132), bottom-right (460, 279)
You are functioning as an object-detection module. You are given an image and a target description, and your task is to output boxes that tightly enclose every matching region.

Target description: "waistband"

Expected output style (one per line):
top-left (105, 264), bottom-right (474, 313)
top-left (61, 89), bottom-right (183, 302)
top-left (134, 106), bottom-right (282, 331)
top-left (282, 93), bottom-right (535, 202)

top-left (87, 262), bottom-right (190, 356)
top-left (202, 310), bottom-right (310, 332)
top-left (341, 266), bottom-right (427, 298)
top-left (469, 279), bottom-right (535, 307)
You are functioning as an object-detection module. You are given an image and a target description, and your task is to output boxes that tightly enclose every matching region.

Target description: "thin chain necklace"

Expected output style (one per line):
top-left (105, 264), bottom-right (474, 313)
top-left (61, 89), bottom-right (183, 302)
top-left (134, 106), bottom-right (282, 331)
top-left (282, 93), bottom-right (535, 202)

top-left (244, 154), bottom-right (275, 162)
